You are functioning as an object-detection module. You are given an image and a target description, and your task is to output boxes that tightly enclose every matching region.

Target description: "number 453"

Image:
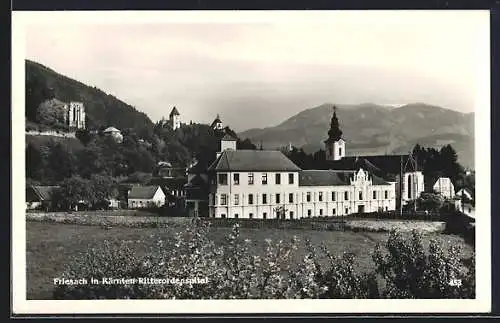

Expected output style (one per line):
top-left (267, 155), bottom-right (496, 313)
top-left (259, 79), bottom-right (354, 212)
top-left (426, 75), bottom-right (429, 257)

top-left (449, 279), bottom-right (462, 287)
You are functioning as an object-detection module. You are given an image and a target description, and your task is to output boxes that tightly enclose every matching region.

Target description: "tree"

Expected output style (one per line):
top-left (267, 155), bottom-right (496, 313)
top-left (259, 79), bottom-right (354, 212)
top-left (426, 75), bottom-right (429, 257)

top-left (90, 174), bottom-right (118, 209)
top-left (53, 175), bottom-right (94, 211)
top-left (26, 142), bottom-right (45, 180)
top-left (417, 192), bottom-right (444, 213)
top-left (47, 142), bottom-right (77, 181)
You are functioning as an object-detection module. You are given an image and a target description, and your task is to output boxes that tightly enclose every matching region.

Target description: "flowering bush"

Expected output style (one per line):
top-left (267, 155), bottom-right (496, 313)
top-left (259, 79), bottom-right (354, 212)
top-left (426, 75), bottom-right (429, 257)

top-left (53, 221), bottom-right (475, 299)
top-left (372, 229), bottom-right (475, 298)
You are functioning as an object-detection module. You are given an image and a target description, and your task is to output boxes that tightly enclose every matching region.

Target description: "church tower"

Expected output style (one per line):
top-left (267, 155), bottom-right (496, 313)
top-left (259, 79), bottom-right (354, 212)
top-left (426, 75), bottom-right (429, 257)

top-left (324, 106), bottom-right (345, 161)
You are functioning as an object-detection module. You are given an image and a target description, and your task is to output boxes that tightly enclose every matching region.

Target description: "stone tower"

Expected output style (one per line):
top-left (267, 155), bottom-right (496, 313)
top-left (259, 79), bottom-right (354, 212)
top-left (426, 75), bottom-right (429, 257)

top-left (169, 106), bottom-right (181, 130)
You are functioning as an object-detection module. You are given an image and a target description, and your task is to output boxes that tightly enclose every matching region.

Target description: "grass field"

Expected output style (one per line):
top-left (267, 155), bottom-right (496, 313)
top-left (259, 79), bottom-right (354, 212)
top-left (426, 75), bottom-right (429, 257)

top-left (26, 221), bottom-right (473, 300)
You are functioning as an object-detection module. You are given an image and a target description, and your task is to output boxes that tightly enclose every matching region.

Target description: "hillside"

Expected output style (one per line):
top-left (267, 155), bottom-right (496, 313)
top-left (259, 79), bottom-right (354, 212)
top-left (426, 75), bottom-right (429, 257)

top-left (238, 103), bottom-right (475, 168)
top-left (25, 60), bottom-right (154, 135)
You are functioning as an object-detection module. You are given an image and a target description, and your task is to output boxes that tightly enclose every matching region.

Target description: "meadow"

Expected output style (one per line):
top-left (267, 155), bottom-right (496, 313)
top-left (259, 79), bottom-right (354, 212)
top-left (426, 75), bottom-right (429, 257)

top-left (26, 221), bottom-right (473, 300)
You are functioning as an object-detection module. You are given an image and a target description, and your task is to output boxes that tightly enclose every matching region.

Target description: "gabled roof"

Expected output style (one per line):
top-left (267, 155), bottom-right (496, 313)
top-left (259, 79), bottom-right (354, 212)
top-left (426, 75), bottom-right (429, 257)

top-left (299, 169), bottom-right (391, 187)
top-left (169, 106), bottom-right (180, 117)
top-left (208, 150), bottom-right (301, 172)
top-left (210, 114), bottom-right (222, 127)
top-left (27, 185), bottom-right (60, 201)
top-left (221, 133), bottom-right (238, 141)
top-left (128, 185), bottom-right (162, 199)
top-left (457, 188), bottom-right (473, 196)
top-left (299, 170), bottom-right (354, 186)
top-left (434, 177), bottom-right (453, 186)
top-left (103, 126), bottom-right (120, 133)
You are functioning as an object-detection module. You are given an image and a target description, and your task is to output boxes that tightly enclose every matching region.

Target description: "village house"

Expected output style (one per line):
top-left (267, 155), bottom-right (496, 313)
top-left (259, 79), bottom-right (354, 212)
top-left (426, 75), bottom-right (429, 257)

top-left (103, 126), bottom-right (123, 143)
top-left (127, 185), bottom-right (166, 209)
top-left (26, 185), bottom-right (60, 211)
top-left (433, 177), bottom-right (455, 199)
top-left (210, 114), bottom-right (224, 131)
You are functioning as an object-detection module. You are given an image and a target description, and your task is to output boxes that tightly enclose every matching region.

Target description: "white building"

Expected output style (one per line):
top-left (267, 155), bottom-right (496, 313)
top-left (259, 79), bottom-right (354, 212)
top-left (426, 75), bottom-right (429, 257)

top-left (402, 171), bottom-right (425, 203)
top-left (207, 137), bottom-right (397, 219)
top-left (103, 126), bottom-right (123, 143)
top-left (433, 177), bottom-right (455, 199)
top-left (456, 188), bottom-right (474, 201)
top-left (127, 185), bottom-right (166, 208)
top-left (169, 106), bottom-right (181, 130)
top-left (67, 101), bottom-right (86, 129)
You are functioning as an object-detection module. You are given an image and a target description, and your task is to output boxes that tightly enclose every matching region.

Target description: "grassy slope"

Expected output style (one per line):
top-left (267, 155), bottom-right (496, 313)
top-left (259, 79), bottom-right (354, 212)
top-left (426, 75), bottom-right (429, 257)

top-left (26, 222), bottom-right (472, 300)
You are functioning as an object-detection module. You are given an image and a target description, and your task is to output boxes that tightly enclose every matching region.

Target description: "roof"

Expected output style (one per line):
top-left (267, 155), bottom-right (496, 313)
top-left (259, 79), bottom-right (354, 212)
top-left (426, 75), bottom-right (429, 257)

top-left (299, 170), bottom-right (354, 186)
top-left (103, 127), bottom-right (120, 133)
top-left (208, 150), bottom-right (301, 172)
top-left (187, 161), bottom-right (208, 174)
top-left (299, 170), bottom-right (391, 186)
top-left (184, 174), bottom-right (207, 188)
top-left (128, 185), bottom-right (162, 199)
top-left (27, 185), bottom-right (60, 201)
top-left (210, 115), bottom-right (222, 127)
top-left (457, 187), bottom-right (473, 195)
top-left (221, 133), bottom-right (238, 141)
top-left (434, 177), bottom-right (453, 186)
top-left (169, 106), bottom-right (180, 117)
top-left (323, 154), bottom-right (419, 181)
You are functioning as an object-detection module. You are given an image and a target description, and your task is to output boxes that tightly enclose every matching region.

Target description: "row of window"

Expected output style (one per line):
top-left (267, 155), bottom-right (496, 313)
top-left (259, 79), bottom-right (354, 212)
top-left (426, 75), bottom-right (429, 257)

top-left (216, 190), bottom-right (390, 206)
top-left (218, 173), bottom-right (295, 186)
top-left (218, 206), bottom-right (389, 219)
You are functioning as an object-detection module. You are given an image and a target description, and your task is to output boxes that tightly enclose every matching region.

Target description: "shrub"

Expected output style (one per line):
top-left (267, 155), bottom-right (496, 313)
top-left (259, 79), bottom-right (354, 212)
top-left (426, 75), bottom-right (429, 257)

top-left (53, 221), bottom-right (475, 299)
top-left (372, 229), bottom-right (475, 298)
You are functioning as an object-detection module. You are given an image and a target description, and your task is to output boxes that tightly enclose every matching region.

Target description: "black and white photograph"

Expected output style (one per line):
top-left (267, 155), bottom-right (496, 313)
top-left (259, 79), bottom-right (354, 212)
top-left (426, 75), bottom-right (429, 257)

top-left (12, 10), bottom-right (491, 314)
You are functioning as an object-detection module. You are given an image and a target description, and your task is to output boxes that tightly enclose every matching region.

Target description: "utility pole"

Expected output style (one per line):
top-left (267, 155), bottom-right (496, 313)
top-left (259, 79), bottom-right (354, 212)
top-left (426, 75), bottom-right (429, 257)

top-left (399, 155), bottom-right (403, 217)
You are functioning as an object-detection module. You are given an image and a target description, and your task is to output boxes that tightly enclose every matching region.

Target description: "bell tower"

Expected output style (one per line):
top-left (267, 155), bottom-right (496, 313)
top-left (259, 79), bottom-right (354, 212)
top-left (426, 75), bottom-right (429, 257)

top-left (324, 106), bottom-right (345, 161)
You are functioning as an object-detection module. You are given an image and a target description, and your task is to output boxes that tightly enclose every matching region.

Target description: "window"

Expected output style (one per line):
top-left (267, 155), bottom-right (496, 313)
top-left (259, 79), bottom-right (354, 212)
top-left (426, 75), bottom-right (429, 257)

top-left (248, 194), bottom-right (254, 205)
top-left (373, 191), bottom-right (377, 199)
top-left (384, 190), bottom-right (388, 199)
top-left (275, 173), bottom-right (281, 184)
top-left (262, 173), bottom-right (268, 185)
top-left (332, 208), bottom-right (336, 215)
top-left (234, 194), bottom-right (239, 205)
top-left (218, 174), bottom-right (228, 185)
top-left (359, 191), bottom-right (363, 200)
top-left (332, 191), bottom-right (336, 201)
top-left (220, 194), bottom-right (227, 205)
top-left (319, 192), bottom-right (323, 202)
top-left (344, 191), bottom-right (349, 201)
top-left (233, 173), bottom-right (240, 185)
top-left (289, 193), bottom-right (294, 203)
top-left (248, 173), bottom-right (254, 185)
top-left (234, 213), bottom-right (239, 219)
top-left (385, 207), bottom-right (388, 211)
top-left (263, 212), bottom-right (267, 219)
top-left (276, 194), bottom-right (281, 204)
top-left (306, 192), bottom-right (311, 202)
top-left (248, 213), bottom-right (252, 219)
top-left (262, 194), bottom-right (267, 204)
top-left (345, 207), bottom-right (349, 214)
top-left (221, 214), bottom-right (226, 219)
top-left (288, 173), bottom-right (294, 184)
top-left (339, 147), bottom-right (342, 156)
top-left (307, 209), bottom-right (312, 217)
top-left (290, 211), bottom-right (294, 219)
top-left (319, 209), bottom-right (323, 216)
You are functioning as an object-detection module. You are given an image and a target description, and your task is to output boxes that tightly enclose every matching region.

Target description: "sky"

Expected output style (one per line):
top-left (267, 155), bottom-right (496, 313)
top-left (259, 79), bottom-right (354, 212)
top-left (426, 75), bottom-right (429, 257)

top-left (23, 11), bottom-right (488, 132)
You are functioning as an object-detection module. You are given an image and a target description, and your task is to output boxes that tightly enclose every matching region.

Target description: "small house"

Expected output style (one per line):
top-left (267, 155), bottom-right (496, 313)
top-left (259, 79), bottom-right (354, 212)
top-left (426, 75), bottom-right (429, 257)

top-left (433, 177), bottom-right (455, 199)
top-left (26, 185), bottom-right (60, 211)
top-left (103, 126), bottom-right (123, 143)
top-left (127, 185), bottom-right (166, 209)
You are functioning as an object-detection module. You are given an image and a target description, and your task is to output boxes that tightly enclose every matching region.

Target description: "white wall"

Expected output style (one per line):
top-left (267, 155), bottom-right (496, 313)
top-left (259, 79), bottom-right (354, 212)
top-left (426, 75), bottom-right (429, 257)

top-left (128, 188), bottom-right (165, 208)
top-left (433, 178), bottom-right (455, 199)
top-left (209, 169), bottom-right (397, 219)
top-left (402, 171), bottom-right (425, 202)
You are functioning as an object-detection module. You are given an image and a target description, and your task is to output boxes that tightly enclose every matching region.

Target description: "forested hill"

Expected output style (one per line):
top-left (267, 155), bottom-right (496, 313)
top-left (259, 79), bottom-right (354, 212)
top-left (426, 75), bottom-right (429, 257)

top-left (25, 59), bottom-right (154, 135)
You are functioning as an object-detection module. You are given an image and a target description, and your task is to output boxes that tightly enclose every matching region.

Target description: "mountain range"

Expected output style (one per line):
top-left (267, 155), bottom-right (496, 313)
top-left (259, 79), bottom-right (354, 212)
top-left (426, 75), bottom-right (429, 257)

top-left (25, 59), bottom-right (475, 169)
top-left (238, 103), bottom-right (475, 168)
